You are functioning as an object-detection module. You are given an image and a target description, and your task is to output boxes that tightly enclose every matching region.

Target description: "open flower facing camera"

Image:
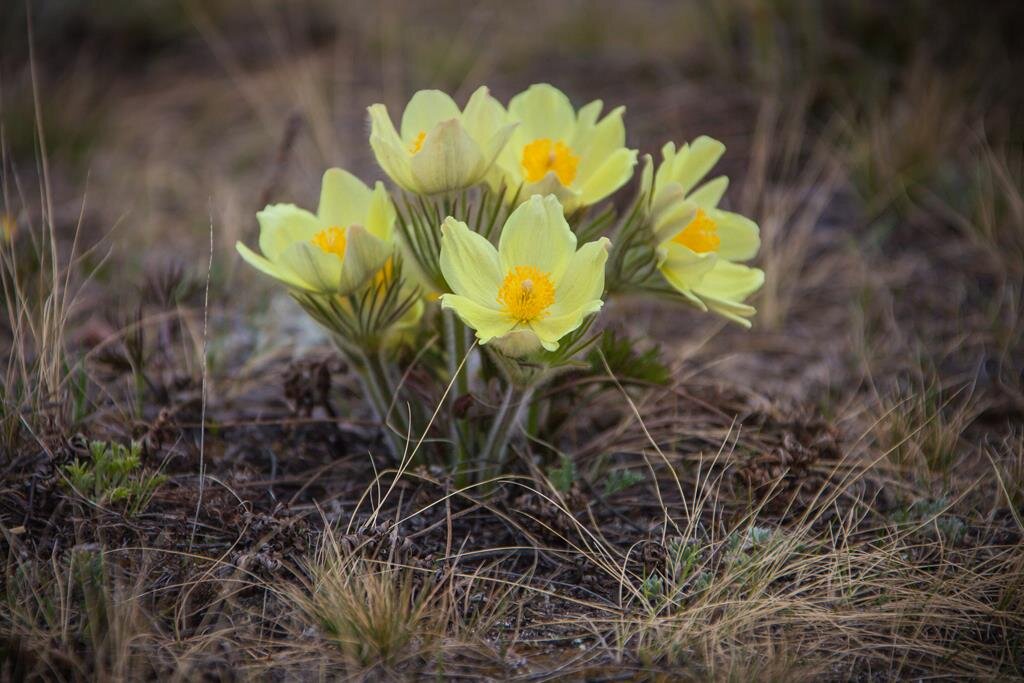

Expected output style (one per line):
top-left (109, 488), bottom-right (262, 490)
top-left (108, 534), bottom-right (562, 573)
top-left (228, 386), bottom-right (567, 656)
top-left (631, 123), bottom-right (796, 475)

top-left (440, 195), bottom-right (609, 356)
top-left (491, 84), bottom-right (638, 214)
top-left (236, 83), bottom-right (765, 483)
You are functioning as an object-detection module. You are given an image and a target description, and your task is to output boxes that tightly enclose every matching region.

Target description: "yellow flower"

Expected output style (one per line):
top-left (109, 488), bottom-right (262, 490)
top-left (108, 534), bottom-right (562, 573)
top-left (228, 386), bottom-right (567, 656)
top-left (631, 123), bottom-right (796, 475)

top-left (236, 168), bottom-right (394, 294)
top-left (439, 194), bottom-right (610, 356)
top-left (642, 137), bottom-right (764, 326)
top-left (492, 83), bottom-right (637, 213)
top-left (367, 86), bottom-right (516, 195)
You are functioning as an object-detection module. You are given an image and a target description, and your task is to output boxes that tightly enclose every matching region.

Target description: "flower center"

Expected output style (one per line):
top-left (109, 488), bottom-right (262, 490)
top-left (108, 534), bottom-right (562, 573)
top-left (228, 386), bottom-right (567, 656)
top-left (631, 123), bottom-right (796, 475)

top-left (521, 138), bottom-right (579, 186)
top-left (497, 265), bottom-right (556, 323)
top-left (409, 130), bottom-right (427, 155)
top-left (672, 209), bottom-right (720, 253)
top-left (311, 226), bottom-right (348, 258)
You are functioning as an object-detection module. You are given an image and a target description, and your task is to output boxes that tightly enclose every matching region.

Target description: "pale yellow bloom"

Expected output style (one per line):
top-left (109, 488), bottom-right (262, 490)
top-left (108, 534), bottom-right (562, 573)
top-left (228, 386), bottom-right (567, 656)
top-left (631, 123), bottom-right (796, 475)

top-left (439, 195), bottom-right (610, 355)
top-left (492, 83), bottom-right (637, 213)
top-left (368, 86), bottom-right (516, 195)
top-left (642, 137), bottom-right (764, 326)
top-left (236, 168), bottom-right (394, 294)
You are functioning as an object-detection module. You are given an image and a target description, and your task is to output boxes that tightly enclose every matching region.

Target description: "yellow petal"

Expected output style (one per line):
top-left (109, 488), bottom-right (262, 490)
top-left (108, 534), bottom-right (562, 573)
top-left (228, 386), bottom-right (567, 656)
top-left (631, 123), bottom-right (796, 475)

top-left (575, 105), bottom-right (626, 184)
top-left (705, 300), bottom-right (756, 326)
top-left (658, 241), bottom-right (717, 293)
top-left (400, 90), bottom-right (461, 142)
top-left (365, 181), bottom-right (396, 242)
top-left (524, 233), bottom-right (610, 350)
top-left (572, 99), bottom-right (604, 140)
top-left (439, 217), bottom-right (502, 303)
top-left (517, 174), bottom-right (582, 211)
top-left (654, 142), bottom-right (679, 197)
top-left (368, 104), bottom-right (418, 191)
top-left (440, 293), bottom-right (517, 345)
top-left (463, 86), bottom-right (517, 183)
top-left (461, 86), bottom-right (508, 145)
top-left (549, 237), bottom-right (610, 317)
top-left (528, 299), bottom-right (603, 352)
top-left (651, 192), bottom-right (696, 245)
top-left (508, 83), bottom-right (576, 143)
top-left (318, 168), bottom-right (372, 228)
top-left (277, 241), bottom-right (344, 293)
top-left (672, 136), bottom-right (726, 196)
top-left (236, 241), bottom-right (315, 291)
top-left (578, 147), bottom-right (638, 206)
top-left (409, 118), bottom-right (484, 194)
top-left (693, 261), bottom-right (764, 303)
top-left (710, 209), bottom-right (760, 262)
top-left (480, 122), bottom-right (518, 176)
top-left (688, 175), bottom-right (729, 208)
top-left (639, 153), bottom-right (654, 199)
top-left (338, 225), bottom-right (393, 294)
top-left (497, 195), bottom-right (575, 279)
top-left (256, 204), bottom-right (321, 261)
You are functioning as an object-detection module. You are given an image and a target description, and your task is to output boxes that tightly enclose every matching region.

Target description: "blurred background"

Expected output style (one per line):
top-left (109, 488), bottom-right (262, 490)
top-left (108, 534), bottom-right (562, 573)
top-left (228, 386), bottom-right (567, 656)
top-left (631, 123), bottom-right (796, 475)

top-left (2, 0), bottom-right (1023, 454)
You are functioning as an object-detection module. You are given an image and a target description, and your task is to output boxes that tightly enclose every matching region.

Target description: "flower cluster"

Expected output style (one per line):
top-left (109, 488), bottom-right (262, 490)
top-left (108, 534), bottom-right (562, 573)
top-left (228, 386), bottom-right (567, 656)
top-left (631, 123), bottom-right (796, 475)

top-left (236, 83), bottom-right (764, 478)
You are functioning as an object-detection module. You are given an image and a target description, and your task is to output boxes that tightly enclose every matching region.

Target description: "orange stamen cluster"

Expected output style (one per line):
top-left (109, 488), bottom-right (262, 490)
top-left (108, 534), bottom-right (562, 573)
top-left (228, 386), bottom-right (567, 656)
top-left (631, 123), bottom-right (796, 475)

top-left (311, 226), bottom-right (348, 258)
top-left (409, 130), bottom-right (427, 154)
top-left (521, 138), bottom-right (579, 186)
top-left (497, 265), bottom-right (556, 322)
top-left (672, 209), bottom-right (720, 253)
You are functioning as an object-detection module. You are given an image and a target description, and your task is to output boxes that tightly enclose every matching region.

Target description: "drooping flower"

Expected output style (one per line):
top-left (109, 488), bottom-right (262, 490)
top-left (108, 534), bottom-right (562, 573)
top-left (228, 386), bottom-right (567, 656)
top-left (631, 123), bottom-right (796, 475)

top-left (439, 194), bottom-right (610, 356)
top-left (492, 83), bottom-right (637, 213)
top-left (642, 136), bottom-right (764, 326)
top-left (236, 168), bottom-right (394, 294)
top-left (367, 86), bottom-right (516, 195)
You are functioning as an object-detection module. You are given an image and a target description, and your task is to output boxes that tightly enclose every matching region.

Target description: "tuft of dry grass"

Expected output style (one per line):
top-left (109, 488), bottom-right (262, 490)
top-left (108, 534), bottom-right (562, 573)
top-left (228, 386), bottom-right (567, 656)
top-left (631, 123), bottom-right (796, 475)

top-left (875, 374), bottom-right (981, 476)
top-left (291, 552), bottom-right (447, 671)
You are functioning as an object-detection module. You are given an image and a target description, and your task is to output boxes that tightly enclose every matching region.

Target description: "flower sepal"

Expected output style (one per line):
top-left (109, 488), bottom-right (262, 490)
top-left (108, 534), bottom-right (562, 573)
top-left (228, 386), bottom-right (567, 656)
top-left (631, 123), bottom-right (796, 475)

top-left (291, 255), bottom-right (422, 352)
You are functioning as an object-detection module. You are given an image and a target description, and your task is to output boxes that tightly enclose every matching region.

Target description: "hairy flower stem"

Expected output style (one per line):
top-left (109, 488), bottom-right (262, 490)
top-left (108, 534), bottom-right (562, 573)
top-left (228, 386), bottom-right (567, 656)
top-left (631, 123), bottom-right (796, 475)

top-left (352, 347), bottom-right (406, 461)
top-left (479, 384), bottom-right (535, 488)
top-left (444, 310), bottom-right (474, 486)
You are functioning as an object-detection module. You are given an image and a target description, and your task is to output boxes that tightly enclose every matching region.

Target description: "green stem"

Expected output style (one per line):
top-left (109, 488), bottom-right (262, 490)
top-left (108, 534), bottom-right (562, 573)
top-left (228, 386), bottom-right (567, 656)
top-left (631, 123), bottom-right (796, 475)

top-left (453, 319), bottom-right (470, 398)
top-left (479, 384), bottom-right (535, 487)
top-left (526, 396), bottom-right (542, 437)
top-left (444, 310), bottom-right (476, 487)
top-left (354, 347), bottom-right (405, 461)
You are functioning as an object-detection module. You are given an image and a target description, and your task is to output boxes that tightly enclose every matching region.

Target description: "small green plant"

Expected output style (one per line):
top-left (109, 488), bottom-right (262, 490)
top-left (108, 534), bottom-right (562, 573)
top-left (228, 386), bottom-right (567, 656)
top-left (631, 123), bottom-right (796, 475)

top-left (62, 441), bottom-right (166, 516)
top-left (587, 330), bottom-right (670, 385)
top-left (640, 574), bottom-right (664, 603)
top-left (666, 538), bottom-right (702, 585)
top-left (603, 468), bottom-right (645, 496)
top-left (546, 454), bottom-right (577, 494)
top-left (889, 498), bottom-right (966, 545)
